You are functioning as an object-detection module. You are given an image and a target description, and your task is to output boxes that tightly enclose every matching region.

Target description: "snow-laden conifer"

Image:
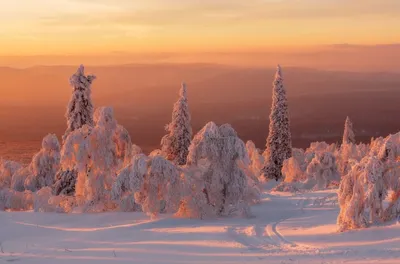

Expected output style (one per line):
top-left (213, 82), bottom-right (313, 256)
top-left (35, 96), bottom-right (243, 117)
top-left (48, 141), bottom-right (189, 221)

top-left (342, 116), bottom-right (356, 145)
top-left (63, 65), bottom-right (96, 140)
top-left (262, 65), bottom-right (292, 180)
top-left (337, 117), bottom-right (357, 175)
top-left (337, 162), bottom-right (367, 231)
top-left (161, 82), bottom-right (192, 165)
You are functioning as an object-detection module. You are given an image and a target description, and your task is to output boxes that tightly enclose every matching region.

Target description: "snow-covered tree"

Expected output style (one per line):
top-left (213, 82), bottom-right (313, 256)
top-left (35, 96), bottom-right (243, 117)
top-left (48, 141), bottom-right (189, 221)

top-left (377, 134), bottom-right (400, 162)
top-left (63, 65), bottom-right (96, 140)
top-left (281, 157), bottom-right (304, 183)
top-left (337, 162), bottom-right (367, 231)
top-left (337, 143), bottom-right (369, 177)
top-left (111, 154), bottom-right (147, 212)
top-left (24, 134), bottom-right (61, 192)
top-left (275, 149), bottom-right (339, 192)
top-left (57, 65), bottom-right (95, 197)
top-left (176, 164), bottom-right (213, 219)
top-left (33, 187), bottom-right (54, 212)
top-left (84, 107), bottom-right (119, 203)
top-left (113, 125), bottom-right (133, 167)
top-left (131, 144), bottom-right (142, 157)
top-left (81, 107), bottom-right (118, 206)
top-left (383, 172), bottom-right (400, 221)
top-left (137, 155), bottom-right (181, 217)
top-left (342, 116), bottom-right (355, 145)
top-left (161, 82), bottom-right (192, 165)
top-left (280, 148), bottom-right (307, 184)
top-left (184, 122), bottom-right (255, 217)
top-left (337, 155), bottom-right (389, 231)
top-left (337, 117), bottom-right (357, 176)
top-left (377, 136), bottom-right (400, 221)
top-left (60, 124), bottom-right (92, 202)
top-left (305, 152), bottom-right (339, 190)
top-left (362, 156), bottom-right (388, 224)
top-left (61, 107), bottom-right (131, 211)
top-left (246, 141), bottom-right (264, 180)
top-left (7, 134), bottom-right (61, 193)
top-left (111, 153), bottom-right (181, 216)
top-left (53, 169), bottom-right (77, 196)
top-left (0, 160), bottom-right (22, 189)
top-left (11, 167), bottom-right (32, 192)
top-left (0, 188), bottom-right (33, 211)
top-left (262, 65), bottom-right (292, 181)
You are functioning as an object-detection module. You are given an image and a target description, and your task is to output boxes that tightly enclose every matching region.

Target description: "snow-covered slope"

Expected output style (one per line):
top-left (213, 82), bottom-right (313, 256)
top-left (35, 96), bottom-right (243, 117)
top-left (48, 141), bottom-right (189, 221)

top-left (1, 189), bottom-right (399, 264)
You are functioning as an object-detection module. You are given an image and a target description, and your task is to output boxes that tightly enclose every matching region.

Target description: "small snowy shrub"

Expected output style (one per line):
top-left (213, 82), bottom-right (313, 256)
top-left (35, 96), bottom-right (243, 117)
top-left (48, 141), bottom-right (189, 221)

top-left (0, 160), bottom-right (22, 189)
top-left (24, 134), bottom-right (61, 192)
top-left (0, 188), bottom-right (33, 211)
top-left (246, 141), bottom-right (264, 181)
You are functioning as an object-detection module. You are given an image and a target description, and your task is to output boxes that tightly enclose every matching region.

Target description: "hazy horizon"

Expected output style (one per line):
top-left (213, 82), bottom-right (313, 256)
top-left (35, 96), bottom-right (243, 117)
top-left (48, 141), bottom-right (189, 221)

top-left (1, 44), bottom-right (400, 72)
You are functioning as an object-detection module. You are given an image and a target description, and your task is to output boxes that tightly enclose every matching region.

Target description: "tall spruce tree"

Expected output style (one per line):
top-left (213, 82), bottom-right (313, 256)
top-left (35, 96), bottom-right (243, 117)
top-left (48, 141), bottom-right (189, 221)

top-left (63, 65), bottom-right (96, 140)
top-left (262, 65), bottom-right (292, 181)
top-left (342, 116), bottom-right (356, 145)
top-left (161, 82), bottom-right (192, 165)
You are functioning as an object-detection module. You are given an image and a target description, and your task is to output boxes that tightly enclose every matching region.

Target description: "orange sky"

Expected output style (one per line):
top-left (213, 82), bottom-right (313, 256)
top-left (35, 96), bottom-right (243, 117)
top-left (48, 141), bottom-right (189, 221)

top-left (0, 0), bottom-right (399, 56)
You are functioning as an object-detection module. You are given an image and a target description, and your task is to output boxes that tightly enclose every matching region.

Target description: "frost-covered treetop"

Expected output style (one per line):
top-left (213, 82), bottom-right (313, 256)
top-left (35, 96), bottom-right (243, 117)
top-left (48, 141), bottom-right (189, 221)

top-left (275, 64), bottom-right (282, 80)
top-left (41, 134), bottom-right (61, 153)
top-left (343, 116), bottom-right (355, 145)
top-left (64, 65), bottom-right (97, 140)
top-left (69, 65), bottom-right (96, 91)
top-left (187, 122), bottom-right (248, 166)
top-left (180, 82), bottom-right (187, 98)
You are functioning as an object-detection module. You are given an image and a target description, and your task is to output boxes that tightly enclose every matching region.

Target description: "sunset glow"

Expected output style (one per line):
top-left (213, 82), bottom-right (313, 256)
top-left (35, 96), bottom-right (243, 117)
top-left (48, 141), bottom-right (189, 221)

top-left (1, 0), bottom-right (399, 56)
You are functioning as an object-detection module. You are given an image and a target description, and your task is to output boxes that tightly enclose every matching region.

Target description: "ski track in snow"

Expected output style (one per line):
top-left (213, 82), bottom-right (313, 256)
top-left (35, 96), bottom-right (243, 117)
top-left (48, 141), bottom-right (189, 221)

top-left (1, 189), bottom-right (400, 264)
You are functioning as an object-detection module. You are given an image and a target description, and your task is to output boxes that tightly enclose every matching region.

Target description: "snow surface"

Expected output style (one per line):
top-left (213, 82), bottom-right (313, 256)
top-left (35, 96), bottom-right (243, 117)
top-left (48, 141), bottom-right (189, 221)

top-left (1, 187), bottom-right (399, 264)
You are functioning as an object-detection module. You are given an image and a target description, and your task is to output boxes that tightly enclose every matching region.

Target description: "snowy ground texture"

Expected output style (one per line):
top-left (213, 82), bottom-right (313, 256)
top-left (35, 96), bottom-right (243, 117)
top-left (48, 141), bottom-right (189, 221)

top-left (1, 188), bottom-right (399, 264)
